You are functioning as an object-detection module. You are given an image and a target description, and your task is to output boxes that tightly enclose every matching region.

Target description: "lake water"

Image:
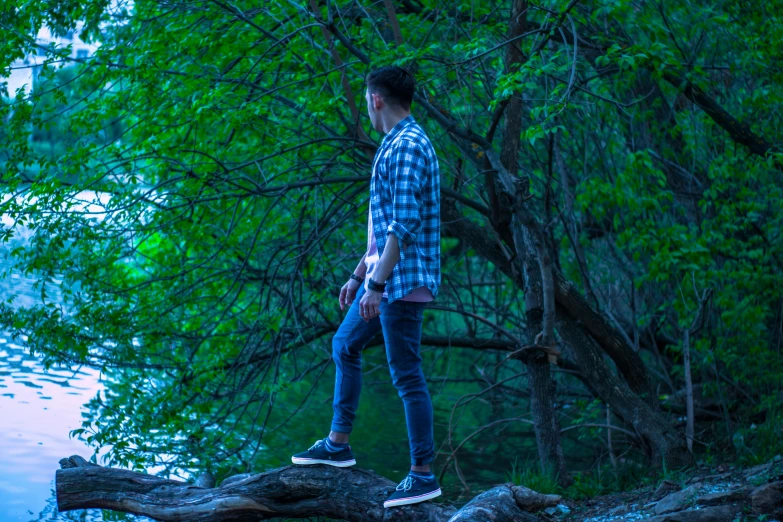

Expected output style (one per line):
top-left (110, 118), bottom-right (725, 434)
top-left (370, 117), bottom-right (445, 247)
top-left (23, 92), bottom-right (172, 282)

top-left (0, 333), bottom-right (108, 521)
top-left (0, 206), bottom-right (143, 521)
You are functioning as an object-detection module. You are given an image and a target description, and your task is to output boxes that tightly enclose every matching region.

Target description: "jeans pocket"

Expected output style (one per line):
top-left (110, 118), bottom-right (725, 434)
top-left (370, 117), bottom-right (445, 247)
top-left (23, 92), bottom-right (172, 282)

top-left (404, 301), bottom-right (424, 321)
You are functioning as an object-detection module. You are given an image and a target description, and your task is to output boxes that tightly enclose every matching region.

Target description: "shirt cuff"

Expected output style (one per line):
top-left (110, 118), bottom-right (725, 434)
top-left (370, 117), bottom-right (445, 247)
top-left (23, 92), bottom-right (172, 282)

top-left (387, 221), bottom-right (416, 261)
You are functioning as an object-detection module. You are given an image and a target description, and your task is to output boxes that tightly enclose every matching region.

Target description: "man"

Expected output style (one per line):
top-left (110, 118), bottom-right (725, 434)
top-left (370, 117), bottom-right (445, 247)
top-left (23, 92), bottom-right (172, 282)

top-left (291, 66), bottom-right (441, 509)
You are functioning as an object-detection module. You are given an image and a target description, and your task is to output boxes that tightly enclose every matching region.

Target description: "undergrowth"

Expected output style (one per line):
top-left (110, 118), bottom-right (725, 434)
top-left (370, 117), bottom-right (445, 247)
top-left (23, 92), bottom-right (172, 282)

top-left (505, 457), bottom-right (693, 500)
top-left (732, 408), bottom-right (783, 467)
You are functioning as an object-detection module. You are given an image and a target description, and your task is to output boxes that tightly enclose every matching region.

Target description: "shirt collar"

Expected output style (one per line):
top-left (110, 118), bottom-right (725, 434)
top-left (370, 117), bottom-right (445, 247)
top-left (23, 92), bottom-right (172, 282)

top-left (383, 114), bottom-right (414, 142)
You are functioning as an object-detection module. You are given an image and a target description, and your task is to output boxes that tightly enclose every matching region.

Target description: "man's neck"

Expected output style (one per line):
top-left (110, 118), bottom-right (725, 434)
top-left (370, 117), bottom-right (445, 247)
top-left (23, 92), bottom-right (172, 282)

top-left (382, 111), bottom-right (411, 134)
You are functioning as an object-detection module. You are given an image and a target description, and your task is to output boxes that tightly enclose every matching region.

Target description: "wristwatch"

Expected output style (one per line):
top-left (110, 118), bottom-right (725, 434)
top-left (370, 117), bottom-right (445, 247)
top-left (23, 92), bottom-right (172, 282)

top-left (367, 277), bottom-right (386, 292)
top-left (350, 273), bottom-right (364, 284)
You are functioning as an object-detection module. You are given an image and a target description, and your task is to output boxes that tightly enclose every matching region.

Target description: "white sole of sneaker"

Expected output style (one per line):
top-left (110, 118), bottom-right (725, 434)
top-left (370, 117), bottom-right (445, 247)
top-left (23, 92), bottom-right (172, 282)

top-left (291, 457), bottom-right (356, 467)
top-left (383, 488), bottom-right (442, 508)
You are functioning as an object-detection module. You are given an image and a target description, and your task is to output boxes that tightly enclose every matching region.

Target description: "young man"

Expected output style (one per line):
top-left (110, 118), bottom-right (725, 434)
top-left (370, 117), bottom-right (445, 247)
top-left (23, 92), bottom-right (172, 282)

top-left (291, 66), bottom-right (442, 508)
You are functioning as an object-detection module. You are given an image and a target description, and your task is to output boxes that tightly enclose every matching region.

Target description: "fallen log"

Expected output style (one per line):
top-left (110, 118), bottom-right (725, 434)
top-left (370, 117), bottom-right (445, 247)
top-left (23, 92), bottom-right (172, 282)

top-left (55, 455), bottom-right (560, 521)
top-left (448, 485), bottom-right (560, 521)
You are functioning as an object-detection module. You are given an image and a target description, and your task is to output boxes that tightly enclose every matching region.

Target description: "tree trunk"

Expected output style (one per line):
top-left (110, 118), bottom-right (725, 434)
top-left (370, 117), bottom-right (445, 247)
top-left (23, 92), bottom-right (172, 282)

top-left (55, 455), bottom-right (560, 522)
top-left (516, 225), bottom-right (568, 483)
top-left (527, 349), bottom-right (568, 481)
top-left (683, 328), bottom-right (695, 452)
top-left (478, 0), bottom-right (567, 482)
top-left (499, 0), bottom-right (528, 173)
top-left (492, 1), bottom-right (567, 475)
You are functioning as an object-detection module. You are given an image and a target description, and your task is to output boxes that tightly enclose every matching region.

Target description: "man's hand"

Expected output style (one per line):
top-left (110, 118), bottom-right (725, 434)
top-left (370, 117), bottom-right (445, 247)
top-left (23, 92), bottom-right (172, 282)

top-left (359, 288), bottom-right (382, 322)
top-left (339, 278), bottom-right (361, 311)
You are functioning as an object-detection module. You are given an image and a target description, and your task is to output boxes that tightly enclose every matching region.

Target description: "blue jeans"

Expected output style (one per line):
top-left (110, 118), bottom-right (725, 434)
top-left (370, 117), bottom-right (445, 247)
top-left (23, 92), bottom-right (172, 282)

top-left (331, 283), bottom-right (435, 466)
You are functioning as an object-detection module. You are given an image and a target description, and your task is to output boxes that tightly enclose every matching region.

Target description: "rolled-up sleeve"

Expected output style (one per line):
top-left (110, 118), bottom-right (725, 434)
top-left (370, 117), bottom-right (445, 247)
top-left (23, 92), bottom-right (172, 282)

top-left (386, 139), bottom-right (425, 260)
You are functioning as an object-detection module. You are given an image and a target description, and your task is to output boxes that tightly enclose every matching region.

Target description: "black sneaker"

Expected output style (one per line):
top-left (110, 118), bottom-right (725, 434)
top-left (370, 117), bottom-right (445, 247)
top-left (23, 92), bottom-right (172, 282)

top-left (383, 473), bottom-right (442, 508)
top-left (291, 438), bottom-right (356, 467)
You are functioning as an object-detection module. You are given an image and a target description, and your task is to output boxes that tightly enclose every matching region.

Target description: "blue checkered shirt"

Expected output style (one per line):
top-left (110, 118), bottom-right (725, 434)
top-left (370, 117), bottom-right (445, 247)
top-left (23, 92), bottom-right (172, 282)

top-left (370, 115), bottom-right (440, 304)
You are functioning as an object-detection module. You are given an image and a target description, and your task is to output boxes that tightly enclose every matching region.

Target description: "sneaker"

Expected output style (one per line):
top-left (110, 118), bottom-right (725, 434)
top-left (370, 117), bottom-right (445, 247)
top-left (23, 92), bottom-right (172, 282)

top-left (291, 438), bottom-right (356, 467)
top-left (383, 473), bottom-right (442, 508)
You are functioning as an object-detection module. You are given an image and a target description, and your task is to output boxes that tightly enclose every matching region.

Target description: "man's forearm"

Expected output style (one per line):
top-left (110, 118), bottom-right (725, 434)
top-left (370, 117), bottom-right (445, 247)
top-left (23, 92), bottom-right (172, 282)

top-left (354, 253), bottom-right (368, 278)
top-left (372, 234), bottom-right (402, 284)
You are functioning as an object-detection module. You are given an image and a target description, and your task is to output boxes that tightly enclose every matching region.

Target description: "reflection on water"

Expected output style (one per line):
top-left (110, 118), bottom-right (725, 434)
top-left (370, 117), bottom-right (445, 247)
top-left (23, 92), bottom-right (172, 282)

top-left (0, 334), bottom-right (118, 521)
top-left (0, 212), bottom-right (150, 521)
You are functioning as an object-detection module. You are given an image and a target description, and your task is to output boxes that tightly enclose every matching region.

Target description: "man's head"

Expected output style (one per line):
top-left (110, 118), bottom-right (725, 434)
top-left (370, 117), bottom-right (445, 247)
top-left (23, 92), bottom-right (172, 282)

top-left (365, 66), bottom-right (415, 132)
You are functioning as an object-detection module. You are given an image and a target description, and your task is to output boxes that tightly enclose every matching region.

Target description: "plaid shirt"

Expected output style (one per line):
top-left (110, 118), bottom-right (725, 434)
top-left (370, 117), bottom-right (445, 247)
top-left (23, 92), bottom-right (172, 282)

top-left (370, 115), bottom-right (440, 304)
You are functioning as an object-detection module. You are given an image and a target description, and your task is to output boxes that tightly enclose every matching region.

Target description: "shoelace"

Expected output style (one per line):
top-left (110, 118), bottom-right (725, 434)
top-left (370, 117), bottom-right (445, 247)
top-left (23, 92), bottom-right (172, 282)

top-left (396, 475), bottom-right (414, 492)
top-left (308, 439), bottom-right (324, 452)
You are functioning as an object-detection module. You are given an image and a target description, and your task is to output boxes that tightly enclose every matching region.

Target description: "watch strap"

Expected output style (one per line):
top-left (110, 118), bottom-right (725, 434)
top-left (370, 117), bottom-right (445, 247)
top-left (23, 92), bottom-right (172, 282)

top-left (367, 277), bottom-right (386, 292)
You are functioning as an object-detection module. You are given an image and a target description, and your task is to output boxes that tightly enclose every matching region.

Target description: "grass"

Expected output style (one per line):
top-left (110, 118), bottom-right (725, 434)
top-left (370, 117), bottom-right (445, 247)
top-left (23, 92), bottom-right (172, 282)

top-left (506, 457), bottom-right (561, 495)
top-left (505, 456), bottom-right (692, 500)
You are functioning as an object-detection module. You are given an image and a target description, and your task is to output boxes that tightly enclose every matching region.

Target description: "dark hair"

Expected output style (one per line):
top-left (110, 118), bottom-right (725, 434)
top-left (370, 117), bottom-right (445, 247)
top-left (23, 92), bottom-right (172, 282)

top-left (366, 66), bottom-right (415, 110)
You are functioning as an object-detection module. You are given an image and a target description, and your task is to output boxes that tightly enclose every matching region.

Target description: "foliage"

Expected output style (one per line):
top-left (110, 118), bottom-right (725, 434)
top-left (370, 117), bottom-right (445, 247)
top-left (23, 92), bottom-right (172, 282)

top-left (1, 0), bottom-right (781, 496)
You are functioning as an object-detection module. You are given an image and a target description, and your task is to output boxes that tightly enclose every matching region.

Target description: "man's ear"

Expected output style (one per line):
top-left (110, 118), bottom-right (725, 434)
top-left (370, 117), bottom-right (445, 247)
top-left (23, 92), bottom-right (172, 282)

top-left (372, 93), bottom-right (383, 110)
